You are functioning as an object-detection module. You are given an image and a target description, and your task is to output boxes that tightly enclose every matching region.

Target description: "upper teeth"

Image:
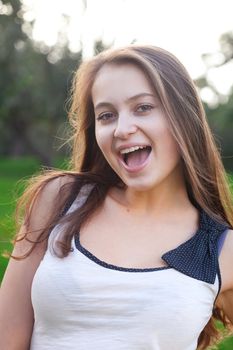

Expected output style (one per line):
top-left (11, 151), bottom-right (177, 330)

top-left (120, 145), bottom-right (147, 154)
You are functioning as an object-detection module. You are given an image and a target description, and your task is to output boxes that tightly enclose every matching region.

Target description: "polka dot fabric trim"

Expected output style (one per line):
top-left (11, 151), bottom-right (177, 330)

top-left (162, 210), bottom-right (229, 284)
top-left (75, 233), bottom-right (171, 273)
top-left (75, 209), bottom-right (229, 282)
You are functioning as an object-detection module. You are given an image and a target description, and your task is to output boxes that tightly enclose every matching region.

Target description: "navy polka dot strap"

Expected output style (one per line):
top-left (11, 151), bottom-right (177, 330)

top-left (162, 210), bottom-right (229, 284)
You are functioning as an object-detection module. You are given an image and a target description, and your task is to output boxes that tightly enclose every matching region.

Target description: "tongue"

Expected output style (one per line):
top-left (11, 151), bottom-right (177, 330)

top-left (126, 149), bottom-right (150, 167)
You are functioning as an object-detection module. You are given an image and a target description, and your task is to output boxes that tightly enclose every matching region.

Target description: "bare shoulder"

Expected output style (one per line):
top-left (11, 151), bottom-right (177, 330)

top-left (4, 173), bottom-right (77, 263)
top-left (15, 173), bottom-right (76, 256)
top-left (217, 229), bottom-right (233, 292)
top-left (215, 229), bottom-right (233, 323)
top-left (30, 174), bottom-right (76, 221)
top-left (31, 173), bottom-right (76, 216)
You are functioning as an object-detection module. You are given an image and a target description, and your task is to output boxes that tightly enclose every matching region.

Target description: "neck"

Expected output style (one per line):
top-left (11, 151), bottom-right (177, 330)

top-left (110, 168), bottom-right (193, 217)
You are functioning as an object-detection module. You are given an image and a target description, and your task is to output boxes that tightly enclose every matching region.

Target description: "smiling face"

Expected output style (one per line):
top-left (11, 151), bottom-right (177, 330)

top-left (92, 63), bottom-right (183, 192)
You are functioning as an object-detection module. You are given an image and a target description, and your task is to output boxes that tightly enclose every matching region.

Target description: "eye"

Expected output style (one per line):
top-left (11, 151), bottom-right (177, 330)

top-left (136, 104), bottom-right (154, 113)
top-left (96, 112), bottom-right (115, 122)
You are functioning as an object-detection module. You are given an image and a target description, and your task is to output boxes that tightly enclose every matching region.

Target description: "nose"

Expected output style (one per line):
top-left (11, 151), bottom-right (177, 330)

top-left (113, 114), bottom-right (138, 139)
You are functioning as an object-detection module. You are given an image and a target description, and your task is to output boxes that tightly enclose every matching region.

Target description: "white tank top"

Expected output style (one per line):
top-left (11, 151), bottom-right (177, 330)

top-left (30, 185), bottom-right (229, 350)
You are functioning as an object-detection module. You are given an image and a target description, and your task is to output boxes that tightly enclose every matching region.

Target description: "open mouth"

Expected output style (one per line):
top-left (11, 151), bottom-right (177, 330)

top-left (120, 145), bottom-right (152, 168)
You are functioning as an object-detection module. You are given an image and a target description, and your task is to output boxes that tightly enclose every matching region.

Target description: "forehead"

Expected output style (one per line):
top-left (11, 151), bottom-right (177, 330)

top-left (91, 63), bottom-right (154, 103)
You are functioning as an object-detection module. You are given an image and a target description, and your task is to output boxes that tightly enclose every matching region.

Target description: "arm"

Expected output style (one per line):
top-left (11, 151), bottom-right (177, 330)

top-left (215, 229), bottom-right (233, 324)
top-left (0, 227), bottom-right (46, 350)
top-left (0, 176), bottom-right (72, 350)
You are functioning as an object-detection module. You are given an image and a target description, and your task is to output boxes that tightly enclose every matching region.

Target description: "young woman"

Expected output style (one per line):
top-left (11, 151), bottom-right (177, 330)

top-left (0, 45), bottom-right (233, 350)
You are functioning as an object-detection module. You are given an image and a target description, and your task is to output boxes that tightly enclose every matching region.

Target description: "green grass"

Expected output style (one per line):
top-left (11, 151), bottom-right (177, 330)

top-left (217, 336), bottom-right (233, 349)
top-left (0, 157), bottom-right (233, 349)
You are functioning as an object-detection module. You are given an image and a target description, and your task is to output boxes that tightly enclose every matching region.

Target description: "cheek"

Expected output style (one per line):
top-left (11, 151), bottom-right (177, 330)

top-left (155, 126), bottom-right (180, 160)
top-left (95, 127), bottom-right (102, 150)
top-left (95, 125), bottom-right (112, 155)
top-left (163, 136), bottom-right (181, 163)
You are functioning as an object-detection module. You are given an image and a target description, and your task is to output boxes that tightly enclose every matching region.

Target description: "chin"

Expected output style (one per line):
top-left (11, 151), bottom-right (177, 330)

top-left (124, 179), bottom-right (159, 192)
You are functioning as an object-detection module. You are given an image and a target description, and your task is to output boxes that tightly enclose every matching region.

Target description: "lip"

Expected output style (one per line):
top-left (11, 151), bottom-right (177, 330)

top-left (116, 143), bottom-right (151, 154)
top-left (117, 148), bottom-right (152, 174)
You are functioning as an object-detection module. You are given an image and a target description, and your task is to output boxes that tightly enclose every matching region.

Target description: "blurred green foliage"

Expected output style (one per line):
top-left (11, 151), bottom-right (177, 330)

top-left (0, 0), bottom-right (82, 166)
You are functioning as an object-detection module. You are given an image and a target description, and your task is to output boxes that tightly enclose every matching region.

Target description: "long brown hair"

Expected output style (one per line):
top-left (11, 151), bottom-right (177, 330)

top-left (14, 45), bottom-right (233, 348)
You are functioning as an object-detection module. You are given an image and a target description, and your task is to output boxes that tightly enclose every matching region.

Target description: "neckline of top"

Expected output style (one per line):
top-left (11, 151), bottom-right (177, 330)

top-left (73, 209), bottom-right (212, 273)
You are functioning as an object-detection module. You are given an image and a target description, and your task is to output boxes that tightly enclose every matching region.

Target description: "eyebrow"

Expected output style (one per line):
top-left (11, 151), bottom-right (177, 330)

top-left (94, 93), bottom-right (157, 111)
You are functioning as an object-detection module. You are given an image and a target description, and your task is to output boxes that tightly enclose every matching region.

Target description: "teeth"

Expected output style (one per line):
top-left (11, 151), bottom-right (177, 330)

top-left (120, 145), bottom-right (147, 154)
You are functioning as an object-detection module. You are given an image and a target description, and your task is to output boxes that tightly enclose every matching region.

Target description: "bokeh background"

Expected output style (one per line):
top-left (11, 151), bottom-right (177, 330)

top-left (0, 0), bottom-right (233, 348)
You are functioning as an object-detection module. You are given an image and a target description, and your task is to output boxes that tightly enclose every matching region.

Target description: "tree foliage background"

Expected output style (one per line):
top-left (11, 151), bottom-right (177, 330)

top-left (0, 0), bottom-right (232, 170)
top-left (0, 0), bottom-right (82, 166)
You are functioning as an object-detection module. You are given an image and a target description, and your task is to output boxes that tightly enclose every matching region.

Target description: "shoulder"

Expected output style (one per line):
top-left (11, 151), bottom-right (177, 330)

top-left (32, 173), bottom-right (77, 212)
top-left (219, 228), bottom-right (233, 262)
top-left (27, 173), bottom-right (77, 223)
top-left (38, 172), bottom-right (77, 199)
top-left (15, 173), bottom-right (78, 256)
top-left (215, 229), bottom-right (233, 323)
top-left (217, 228), bottom-right (233, 292)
